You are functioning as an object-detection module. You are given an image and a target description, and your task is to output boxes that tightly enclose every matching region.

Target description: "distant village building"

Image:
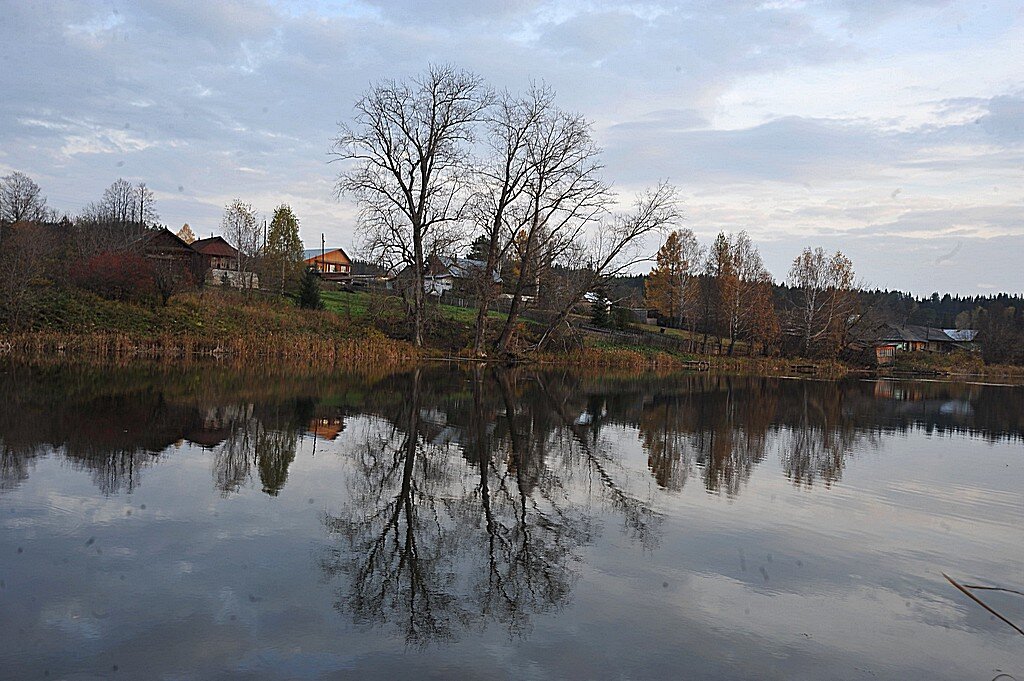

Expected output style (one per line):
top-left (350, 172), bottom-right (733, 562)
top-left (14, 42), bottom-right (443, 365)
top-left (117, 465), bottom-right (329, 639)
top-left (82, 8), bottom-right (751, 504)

top-left (138, 227), bottom-right (199, 268)
top-left (303, 248), bottom-right (352, 281)
top-left (862, 323), bottom-right (979, 365)
top-left (191, 235), bottom-right (258, 289)
top-left (396, 254), bottom-right (501, 298)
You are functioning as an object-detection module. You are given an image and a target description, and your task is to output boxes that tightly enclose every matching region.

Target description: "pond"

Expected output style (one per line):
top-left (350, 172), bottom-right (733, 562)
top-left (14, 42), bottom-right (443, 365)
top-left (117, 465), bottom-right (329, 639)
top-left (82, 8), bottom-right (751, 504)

top-left (0, 362), bottom-right (1021, 680)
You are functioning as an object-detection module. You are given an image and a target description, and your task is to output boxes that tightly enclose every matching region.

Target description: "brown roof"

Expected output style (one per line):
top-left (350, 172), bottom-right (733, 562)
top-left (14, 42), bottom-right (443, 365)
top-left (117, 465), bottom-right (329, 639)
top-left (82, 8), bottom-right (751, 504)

top-left (142, 227), bottom-right (196, 254)
top-left (191, 236), bottom-right (239, 258)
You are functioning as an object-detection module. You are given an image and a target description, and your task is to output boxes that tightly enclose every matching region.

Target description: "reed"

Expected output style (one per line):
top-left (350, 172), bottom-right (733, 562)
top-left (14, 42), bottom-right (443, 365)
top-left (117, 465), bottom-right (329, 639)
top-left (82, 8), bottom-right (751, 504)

top-left (0, 330), bottom-right (417, 367)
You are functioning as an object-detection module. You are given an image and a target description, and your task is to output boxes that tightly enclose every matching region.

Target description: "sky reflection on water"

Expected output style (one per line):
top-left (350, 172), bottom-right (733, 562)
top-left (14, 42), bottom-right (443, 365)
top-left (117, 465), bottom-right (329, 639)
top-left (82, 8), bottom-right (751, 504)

top-left (0, 363), bottom-right (1021, 680)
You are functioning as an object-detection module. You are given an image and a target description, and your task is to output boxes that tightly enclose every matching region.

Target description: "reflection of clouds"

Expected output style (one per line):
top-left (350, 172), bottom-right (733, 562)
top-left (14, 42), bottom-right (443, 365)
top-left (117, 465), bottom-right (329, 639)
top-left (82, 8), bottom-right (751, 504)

top-left (0, 367), bottom-right (1020, 679)
top-left (41, 599), bottom-right (105, 642)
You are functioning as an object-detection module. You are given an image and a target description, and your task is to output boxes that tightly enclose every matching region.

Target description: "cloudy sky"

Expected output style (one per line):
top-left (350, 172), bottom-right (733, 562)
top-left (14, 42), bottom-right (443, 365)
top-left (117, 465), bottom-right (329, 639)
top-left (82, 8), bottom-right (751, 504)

top-left (1, 0), bottom-right (1022, 295)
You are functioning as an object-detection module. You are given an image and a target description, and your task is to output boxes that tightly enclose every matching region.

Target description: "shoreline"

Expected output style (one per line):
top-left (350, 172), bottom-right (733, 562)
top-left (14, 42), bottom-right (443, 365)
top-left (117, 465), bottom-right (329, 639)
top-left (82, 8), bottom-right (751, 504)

top-left (3, 329), bottom-right (1022, 383)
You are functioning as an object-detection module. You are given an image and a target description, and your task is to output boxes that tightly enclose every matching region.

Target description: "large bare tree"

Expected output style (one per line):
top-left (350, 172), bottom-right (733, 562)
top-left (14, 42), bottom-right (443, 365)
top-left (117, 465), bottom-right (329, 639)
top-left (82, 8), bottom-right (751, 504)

top-left (533, 183), bottom-right (680, 351)
top-left (493, 103), bottom-right (609, 354)
top-left (467, 86), bottom-right (552, 356)
top-left (331, 65), bottom-right (489, 347)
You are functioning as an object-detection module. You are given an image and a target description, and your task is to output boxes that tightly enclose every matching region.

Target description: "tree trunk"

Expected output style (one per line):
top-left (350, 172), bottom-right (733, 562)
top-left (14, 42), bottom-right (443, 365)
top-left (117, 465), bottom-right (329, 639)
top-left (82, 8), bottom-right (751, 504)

top-left (412, 225), bottom-right (425, 348)
top-left (472, 219), bottom-right (502, 357)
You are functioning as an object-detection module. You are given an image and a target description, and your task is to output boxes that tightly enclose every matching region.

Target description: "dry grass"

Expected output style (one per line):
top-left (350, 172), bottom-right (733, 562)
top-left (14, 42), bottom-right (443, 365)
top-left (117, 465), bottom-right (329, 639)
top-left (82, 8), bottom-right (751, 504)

top-left (0, 330), bottom-right (417, 365)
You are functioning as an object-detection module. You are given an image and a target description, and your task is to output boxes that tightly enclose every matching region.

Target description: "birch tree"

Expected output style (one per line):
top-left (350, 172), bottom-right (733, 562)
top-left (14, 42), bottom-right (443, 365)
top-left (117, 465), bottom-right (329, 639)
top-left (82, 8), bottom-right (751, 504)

top-left (221, 199), bottom-right (261, 290)
top-left (786, 246), bottom-right (856, 357)
top-left (264, 204), bottom-right (304, 295)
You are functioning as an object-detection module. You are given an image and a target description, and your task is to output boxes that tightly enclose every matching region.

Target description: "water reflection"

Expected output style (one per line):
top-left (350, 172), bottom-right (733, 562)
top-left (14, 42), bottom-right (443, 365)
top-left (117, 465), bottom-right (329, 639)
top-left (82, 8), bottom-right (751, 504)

top-left (0, 361), bottom-right (1022, 677)
top-left (319, 367), bottom-right (643, 643)
top-left (1, 363), bottom-right (1021, 502)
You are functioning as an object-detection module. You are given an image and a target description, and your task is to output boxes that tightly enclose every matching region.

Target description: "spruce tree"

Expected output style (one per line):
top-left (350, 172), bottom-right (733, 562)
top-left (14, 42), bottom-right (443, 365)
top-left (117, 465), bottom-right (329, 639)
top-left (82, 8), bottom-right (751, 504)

top-left (298, 266), bottom-right (323, 310)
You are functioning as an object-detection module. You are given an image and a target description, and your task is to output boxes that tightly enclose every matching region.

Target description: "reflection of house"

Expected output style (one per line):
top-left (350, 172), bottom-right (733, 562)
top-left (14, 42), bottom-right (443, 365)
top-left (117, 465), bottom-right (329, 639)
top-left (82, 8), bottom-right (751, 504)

top-left (307, 416), bottom-right (345, 440)
top-left (872, 380), bottom-right (925, 401)
top-left (184, 406), bottom-right (251, 449)
top-left (190, 236), bottom-right (259, 288)
top-left (303, 248), bottom-right (352, 281)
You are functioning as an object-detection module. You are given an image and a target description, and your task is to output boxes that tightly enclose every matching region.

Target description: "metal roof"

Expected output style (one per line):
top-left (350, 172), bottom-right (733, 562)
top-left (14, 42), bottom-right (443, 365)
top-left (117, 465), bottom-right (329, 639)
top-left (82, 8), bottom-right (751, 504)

top-left (302, 248), bottom-right (350, 261)
top-left (437, 255), bottom-right (501, 283)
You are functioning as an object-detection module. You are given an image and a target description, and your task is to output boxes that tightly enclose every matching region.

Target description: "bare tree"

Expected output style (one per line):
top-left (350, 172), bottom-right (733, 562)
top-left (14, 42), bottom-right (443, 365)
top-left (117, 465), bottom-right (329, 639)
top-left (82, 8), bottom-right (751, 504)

top-left (0, 223), bottom-right (58, 329)
top-left (331, 65), bottom-right (489, 347)
top-left (133, 182), bottom-right (158, 226)
top-left (79, 179), bottom-right (160, 249)
top-left (99, 178), bottom-right (135, 224)
top-left (533, 183), bottom-right (680, 351)
top-left (468, 86), bottom-right (551, 356)
top-left (0, 171), bottom-right (49, 232)
top-left (493, 103), bottom-right (609, 354)
top-left (221, 199), bottom-right (261, 290)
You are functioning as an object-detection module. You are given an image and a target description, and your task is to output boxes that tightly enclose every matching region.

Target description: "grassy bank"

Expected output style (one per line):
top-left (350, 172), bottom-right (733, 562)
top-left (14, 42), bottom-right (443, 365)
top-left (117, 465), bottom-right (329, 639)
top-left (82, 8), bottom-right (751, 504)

top-left (5, 287), bottom-right (1016, 380)
top-left (1, 288), bottom-right (417, 365)
top-left (542, 336), bottom-right (849, 376)
top-left (890, 349), bottom-right (1024, 380)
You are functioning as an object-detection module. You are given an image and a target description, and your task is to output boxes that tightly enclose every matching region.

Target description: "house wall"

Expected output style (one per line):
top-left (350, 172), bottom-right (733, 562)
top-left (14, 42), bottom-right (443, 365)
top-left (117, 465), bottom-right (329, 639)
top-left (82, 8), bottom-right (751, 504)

top-left (207, 268), bottom-right (259, 289)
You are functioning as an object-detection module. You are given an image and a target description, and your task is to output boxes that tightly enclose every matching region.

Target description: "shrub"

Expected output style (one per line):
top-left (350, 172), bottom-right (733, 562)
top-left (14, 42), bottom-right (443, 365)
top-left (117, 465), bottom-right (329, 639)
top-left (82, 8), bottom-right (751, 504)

top-left (70, 251), bottom-right (156, 302)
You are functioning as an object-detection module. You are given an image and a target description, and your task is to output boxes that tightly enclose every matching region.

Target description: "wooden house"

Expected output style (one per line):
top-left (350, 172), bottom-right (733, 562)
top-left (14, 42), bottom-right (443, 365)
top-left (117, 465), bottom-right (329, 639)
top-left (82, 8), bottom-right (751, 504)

top-left (191, 236), bottom-right (239, 271)
top-left (859, 323), bottom-right (979, 365)
top-left (190, 235), bottom-right (258, 288)
top-left (139, 227), bottom-right (198, 265)
top-left (303, 248), bottom-right (352, 281)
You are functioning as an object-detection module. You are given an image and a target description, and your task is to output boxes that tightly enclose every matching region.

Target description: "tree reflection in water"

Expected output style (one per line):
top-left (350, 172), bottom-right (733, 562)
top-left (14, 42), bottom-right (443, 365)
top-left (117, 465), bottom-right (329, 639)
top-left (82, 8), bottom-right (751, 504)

top-left (1, 362), bottom-right (1021, 645)
top-left (320, 367), bottom-right (619, 644)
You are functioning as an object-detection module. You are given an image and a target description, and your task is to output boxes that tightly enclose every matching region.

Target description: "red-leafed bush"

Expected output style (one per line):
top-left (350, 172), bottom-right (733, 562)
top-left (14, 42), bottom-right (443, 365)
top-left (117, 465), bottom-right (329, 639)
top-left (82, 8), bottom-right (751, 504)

top-left (70, 251), bottom-right (156, 302)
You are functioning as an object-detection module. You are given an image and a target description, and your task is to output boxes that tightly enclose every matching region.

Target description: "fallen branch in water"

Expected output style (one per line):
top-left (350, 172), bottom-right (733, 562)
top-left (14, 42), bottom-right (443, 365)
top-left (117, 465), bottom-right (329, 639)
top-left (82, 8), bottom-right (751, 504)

top-left (942, 572), bottom-right (1024, 637)
top-left (962, 584), bottom-right (1024, 599)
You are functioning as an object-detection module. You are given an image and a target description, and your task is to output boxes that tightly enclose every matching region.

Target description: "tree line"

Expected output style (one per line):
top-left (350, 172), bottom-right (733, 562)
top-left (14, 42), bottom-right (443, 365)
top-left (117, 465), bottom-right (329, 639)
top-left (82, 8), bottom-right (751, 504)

top-left (640, 228), bottom-right (856, 357)
top-left (638, 225), bottom-right (1023, 363)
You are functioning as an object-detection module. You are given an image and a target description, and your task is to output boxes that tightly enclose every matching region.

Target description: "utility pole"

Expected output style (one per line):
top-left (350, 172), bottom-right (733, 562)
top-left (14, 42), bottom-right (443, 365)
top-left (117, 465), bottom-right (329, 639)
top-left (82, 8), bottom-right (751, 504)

top-left (321, 233), bottom-right (325, 273)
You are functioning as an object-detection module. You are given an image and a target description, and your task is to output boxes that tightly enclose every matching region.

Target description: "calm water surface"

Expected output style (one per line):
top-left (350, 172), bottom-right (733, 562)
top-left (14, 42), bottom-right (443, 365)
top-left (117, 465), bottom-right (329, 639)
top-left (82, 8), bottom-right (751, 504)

top-left (0, 362), bottom-right (1021, 680)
